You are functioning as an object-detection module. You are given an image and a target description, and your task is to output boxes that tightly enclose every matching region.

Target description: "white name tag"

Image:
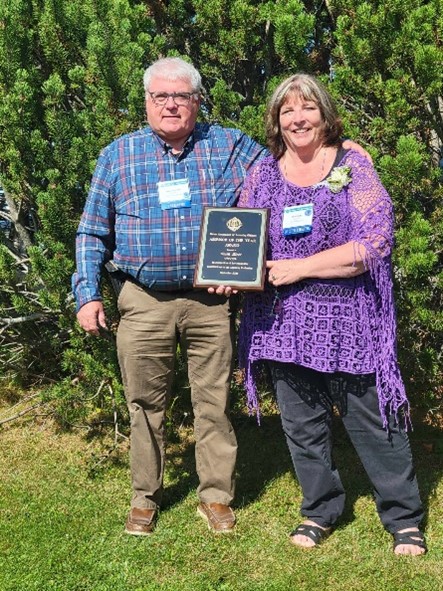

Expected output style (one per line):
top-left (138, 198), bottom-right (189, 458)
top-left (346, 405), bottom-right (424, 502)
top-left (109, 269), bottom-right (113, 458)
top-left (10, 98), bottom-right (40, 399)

top-left (282, 204), bottom-right (314, 236)
top-left (158, 179), bottom-right (191, 209)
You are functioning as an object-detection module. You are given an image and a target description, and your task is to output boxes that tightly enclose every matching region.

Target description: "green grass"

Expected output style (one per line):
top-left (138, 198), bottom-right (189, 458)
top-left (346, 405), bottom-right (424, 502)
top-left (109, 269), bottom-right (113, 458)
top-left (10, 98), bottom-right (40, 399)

top-left (0, 412), bottom-right (442, 591)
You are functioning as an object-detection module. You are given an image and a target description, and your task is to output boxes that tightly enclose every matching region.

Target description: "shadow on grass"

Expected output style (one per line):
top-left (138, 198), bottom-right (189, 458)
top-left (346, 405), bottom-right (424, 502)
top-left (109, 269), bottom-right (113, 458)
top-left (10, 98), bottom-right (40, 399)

top-left (161, 407), bottom-right (443, 531)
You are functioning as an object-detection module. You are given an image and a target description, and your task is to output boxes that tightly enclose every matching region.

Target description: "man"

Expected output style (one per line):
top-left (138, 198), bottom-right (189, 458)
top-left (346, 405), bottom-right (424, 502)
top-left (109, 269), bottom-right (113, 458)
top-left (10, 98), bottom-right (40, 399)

top-left (73, 57), bottom-right (266, 535)
top-left (73, 57), bottom-right (367, 535)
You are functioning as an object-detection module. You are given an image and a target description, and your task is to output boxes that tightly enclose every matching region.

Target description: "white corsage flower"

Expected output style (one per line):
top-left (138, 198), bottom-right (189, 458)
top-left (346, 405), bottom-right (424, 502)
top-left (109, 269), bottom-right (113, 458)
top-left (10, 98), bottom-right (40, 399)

top-left (325, 165), bottom-right (352, 193)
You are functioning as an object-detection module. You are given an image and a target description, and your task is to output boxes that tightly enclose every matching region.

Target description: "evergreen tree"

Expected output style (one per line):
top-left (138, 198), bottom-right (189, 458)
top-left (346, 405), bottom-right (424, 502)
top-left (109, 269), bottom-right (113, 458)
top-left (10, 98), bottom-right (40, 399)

top-left (329, 0), bottom-right (443, 411)
top-left (0, 0), bottom-right (155, 418)
top-left (0, 0), bottom-right (441, 422)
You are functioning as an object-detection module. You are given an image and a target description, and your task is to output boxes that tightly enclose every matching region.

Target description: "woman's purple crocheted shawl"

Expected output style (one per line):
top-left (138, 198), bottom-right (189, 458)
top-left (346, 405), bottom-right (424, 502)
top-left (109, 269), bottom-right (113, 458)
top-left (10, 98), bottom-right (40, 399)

top-left (238, 150), bottom-right (409, 428)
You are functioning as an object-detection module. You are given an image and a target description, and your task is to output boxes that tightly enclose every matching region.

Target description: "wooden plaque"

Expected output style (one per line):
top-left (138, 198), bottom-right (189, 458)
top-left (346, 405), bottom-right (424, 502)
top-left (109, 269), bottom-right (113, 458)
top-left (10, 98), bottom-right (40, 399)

top-left (193, 207), bottom-right (269, 291)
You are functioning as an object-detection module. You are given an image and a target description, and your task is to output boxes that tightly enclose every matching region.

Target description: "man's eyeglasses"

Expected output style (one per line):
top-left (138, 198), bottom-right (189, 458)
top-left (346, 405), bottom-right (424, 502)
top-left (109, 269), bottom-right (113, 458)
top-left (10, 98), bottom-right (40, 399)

top-left (148, 91), bottom-right (198, 106)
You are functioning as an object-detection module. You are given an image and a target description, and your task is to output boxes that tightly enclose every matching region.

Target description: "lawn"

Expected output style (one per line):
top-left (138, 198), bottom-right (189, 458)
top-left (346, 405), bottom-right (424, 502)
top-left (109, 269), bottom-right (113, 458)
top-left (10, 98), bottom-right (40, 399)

top-left (0, 408), bottom-right (442, 591)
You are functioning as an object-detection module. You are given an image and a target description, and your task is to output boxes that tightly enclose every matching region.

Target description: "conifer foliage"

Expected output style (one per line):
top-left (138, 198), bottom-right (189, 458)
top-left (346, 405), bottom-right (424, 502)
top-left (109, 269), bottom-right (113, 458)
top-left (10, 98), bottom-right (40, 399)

top-left (0, 1), bottom-right (441, 420)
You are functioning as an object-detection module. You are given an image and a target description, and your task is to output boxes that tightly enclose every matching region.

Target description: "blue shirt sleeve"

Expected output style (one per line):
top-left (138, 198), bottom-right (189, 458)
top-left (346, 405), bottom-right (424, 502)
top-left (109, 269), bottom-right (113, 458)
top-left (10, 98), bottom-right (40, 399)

top-left (71, 147), bottom-right (115, 310)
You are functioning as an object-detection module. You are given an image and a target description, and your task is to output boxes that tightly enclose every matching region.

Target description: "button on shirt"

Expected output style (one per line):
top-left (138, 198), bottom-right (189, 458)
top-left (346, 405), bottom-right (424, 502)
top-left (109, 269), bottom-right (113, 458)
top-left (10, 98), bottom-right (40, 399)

top-left (72, 123), bottom-right (266, 309)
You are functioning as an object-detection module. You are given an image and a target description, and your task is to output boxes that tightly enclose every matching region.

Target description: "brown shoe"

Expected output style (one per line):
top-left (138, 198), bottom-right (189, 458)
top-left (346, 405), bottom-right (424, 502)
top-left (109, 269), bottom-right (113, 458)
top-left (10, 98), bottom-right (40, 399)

top-left (125, 508), bottom-right (156, 536)
top-left (197, 502), bottom-right (236, 533)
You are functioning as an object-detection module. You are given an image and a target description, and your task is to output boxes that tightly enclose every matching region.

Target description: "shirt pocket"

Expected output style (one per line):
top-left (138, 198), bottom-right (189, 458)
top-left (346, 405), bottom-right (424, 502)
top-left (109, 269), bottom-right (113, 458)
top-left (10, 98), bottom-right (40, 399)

top-left (114, 190), bottom-right (153, 218)
top-left (197, 159), bottom-right (237, 207)
top-left (114, 191), bottom-right (155, 257)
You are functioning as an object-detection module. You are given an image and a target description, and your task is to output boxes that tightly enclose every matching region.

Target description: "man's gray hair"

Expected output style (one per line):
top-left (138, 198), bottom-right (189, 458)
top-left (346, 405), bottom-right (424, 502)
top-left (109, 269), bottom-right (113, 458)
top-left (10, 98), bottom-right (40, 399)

top-left (143, 57), bottom-right (202, 94)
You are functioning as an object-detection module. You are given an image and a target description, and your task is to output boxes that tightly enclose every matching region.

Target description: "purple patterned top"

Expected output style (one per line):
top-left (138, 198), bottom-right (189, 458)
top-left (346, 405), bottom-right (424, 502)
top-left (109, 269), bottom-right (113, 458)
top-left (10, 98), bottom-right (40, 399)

top-left (238, 149), bottom-right (409, 427)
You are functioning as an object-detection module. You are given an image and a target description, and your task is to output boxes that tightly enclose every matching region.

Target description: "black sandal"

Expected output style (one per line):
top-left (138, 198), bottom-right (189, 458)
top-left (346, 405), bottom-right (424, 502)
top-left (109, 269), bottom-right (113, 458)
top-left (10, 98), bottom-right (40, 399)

top-left (393, 530), bottom-right (427, 554)
top-left (290, 523), bottom-right (331, 547)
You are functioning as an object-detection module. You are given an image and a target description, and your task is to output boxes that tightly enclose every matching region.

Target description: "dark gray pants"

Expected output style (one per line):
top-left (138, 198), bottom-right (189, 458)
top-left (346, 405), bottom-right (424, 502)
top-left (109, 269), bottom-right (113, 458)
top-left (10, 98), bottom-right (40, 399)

top-left (269, 362), bottom-right (424, 533)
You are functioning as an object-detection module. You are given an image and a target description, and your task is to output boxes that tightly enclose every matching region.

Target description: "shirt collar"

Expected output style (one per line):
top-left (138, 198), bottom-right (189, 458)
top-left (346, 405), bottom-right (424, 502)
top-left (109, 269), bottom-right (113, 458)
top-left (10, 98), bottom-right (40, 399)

top-left (151, 129), bottom-right (196, 157)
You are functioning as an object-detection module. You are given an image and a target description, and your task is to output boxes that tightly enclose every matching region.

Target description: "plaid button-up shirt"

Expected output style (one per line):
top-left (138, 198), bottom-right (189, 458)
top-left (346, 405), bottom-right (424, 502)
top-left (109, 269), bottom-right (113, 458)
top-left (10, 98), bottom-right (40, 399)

top-left (72, 123), bottom-right (266, 309)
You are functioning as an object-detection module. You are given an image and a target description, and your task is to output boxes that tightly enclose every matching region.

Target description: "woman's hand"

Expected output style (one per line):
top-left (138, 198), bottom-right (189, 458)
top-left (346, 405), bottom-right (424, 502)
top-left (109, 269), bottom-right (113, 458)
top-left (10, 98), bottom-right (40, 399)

top-left (267, 242), bottom-right (367, 286)
top-left (266, 259), bottom-right (306, 286)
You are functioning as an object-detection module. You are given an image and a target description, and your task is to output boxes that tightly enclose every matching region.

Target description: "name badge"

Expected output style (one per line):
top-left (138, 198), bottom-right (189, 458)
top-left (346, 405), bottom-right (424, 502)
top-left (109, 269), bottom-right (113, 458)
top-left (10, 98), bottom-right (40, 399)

top-left (158, 179), bottom-right (191, 209)
top-left (282, 204), bottom-right (314, 236)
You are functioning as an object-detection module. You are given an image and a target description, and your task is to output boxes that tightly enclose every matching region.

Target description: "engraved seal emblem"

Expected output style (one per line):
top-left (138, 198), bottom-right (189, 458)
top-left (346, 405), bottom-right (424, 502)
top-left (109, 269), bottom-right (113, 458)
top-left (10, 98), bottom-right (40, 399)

top-left (226, 217), bottom-right (243, 232)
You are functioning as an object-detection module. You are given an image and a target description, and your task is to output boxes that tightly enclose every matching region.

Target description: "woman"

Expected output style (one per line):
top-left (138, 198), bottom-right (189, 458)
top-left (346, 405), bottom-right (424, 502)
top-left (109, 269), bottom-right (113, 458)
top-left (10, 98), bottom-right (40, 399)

top-left (238, 74), bottom-right (426, 555)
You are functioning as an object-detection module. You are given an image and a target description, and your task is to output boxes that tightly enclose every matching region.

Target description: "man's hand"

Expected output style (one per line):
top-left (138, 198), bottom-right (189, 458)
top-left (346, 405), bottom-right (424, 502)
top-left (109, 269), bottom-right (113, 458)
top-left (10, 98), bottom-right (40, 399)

top-left (76, 301), bottom-right (107, 336)
top-left (207, 285), bottom-right (238, 296)
top-left (342, 139), bottom-right (372, 164)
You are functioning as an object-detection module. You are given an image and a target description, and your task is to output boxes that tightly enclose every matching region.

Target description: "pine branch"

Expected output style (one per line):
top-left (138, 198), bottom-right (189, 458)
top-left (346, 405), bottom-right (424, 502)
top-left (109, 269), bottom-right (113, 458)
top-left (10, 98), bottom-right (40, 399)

top-left (0, 313), bottom-right (49, 326)
top-left (0, 401), bottom-right (48, 426)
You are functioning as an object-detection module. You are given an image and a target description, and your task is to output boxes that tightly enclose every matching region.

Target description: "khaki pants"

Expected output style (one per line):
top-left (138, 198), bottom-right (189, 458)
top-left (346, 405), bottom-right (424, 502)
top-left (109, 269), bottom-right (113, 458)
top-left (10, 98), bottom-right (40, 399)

top-left (117, 281), bottom-right (237, 510)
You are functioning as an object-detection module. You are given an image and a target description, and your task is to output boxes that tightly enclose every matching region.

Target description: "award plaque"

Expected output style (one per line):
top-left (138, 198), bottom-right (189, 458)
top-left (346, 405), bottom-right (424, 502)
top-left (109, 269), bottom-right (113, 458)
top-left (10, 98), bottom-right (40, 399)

top-left (194, 207), bottom-right (269, 291)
